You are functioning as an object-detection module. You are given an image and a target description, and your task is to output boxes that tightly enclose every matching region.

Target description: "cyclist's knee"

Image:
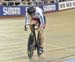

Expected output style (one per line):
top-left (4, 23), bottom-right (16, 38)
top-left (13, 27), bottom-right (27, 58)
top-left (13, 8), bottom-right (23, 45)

top-left (38, 27), bottom-right (43, 33)
top-left (38, 29), bottom-right (44, 38)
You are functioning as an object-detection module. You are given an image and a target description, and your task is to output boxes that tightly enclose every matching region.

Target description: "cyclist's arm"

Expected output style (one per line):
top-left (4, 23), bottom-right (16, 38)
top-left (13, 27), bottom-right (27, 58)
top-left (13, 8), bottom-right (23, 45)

top-left (37, 7), bottom-right (45, 26)
top-left (39, 14), bottom-right (45, 26)
top-left (25, 13), bottom-right (29, 25)
top-left (25, 13), bottom-right (30, 31)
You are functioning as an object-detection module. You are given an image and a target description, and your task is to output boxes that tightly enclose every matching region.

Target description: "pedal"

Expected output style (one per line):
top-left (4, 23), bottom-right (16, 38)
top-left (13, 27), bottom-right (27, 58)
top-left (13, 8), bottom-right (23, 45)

top-left (38, 47), bottom-right (44, 57)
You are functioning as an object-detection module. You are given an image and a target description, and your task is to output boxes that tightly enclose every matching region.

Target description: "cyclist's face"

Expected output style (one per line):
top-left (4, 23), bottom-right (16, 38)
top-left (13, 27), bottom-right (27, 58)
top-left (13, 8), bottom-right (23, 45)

top-left (30, 12), bottom-right (35, 16)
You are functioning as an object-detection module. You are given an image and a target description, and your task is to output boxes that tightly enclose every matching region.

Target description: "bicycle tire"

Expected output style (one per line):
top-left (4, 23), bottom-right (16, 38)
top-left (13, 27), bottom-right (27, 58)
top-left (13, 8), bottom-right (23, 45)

top-left (27, 33), bottom-right (35, 59)
top-left (36, 33), bottom-right (41, 57)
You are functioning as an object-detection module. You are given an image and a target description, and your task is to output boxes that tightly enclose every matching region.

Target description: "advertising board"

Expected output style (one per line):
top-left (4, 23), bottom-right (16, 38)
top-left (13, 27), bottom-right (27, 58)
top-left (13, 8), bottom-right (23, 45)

top-left (0, 3), bottom-right (57, 16)
top-left (43, 4), bottom-right (56, 12)
top-left (58, 1), bottom-right (75, 10)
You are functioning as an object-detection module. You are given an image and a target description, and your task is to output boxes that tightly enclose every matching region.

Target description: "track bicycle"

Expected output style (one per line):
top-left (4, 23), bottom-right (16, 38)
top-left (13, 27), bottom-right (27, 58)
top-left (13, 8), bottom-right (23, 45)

top-left (27, 24), bottom-right (42, 59)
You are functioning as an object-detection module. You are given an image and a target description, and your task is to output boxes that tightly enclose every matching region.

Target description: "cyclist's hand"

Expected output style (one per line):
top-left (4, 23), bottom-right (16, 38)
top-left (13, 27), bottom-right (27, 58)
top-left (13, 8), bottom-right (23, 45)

top-left (24, 25), bottom-right (27, 31)
top-left (40, 25), bottom-right (45, 29)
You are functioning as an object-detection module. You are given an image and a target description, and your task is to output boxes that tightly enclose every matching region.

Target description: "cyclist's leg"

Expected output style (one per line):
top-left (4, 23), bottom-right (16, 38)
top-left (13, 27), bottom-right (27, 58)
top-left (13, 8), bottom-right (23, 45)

top-left (37, 27), bottom-right (44, 53)
top-left (29, 20), bottom-right (36, 31)
top-left (37, 16), bottom-right (46, 53)
top-left (38, 29), bottom-right (44, 47)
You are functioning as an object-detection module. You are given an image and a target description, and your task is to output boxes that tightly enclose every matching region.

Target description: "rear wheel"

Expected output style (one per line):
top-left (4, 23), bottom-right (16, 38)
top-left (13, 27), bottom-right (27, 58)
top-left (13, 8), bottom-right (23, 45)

top-left (37, 33), bottom-right (42, 57)
top-left (27, 33), bottom-right (35, 59)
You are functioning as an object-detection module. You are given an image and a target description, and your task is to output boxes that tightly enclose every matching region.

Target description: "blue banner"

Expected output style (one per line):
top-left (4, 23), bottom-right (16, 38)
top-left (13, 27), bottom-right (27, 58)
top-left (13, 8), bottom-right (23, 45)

top-left (0, 3), bottom-right (57, 16)
top-left (0, 6), bottom-right (3, 16)
top-left (2, 6), bottom-right (22, 16)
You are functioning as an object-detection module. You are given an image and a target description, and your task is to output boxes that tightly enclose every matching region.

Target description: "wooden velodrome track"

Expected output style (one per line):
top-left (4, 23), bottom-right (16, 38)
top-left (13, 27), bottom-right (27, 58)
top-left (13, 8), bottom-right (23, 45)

top-left (0, 9), bottom-right (75, 62)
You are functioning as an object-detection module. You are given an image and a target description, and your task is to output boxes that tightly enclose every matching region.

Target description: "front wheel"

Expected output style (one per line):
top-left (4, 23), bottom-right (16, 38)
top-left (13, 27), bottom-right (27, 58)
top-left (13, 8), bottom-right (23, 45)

top-left (27, 33), bottom-right (35, 59)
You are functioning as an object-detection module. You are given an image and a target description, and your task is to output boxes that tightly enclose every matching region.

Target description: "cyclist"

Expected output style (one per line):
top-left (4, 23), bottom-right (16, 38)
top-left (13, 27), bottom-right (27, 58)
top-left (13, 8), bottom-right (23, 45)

top-left (25, 6), bottom-right (46, 54)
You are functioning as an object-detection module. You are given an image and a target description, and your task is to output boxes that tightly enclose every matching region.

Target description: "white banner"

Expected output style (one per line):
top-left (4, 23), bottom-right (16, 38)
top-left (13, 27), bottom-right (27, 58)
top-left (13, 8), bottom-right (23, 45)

top-left (3, 7), bottom-right (21, 15)
top-left (43, 4), bottom-right (56, 12)
top-left (58, 1), bottom-right (75, 10)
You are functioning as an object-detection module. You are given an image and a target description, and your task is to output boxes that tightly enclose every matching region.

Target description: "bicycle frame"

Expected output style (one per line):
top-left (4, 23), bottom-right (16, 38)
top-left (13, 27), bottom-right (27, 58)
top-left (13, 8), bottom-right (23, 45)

top-left (30, 24), bottom-right (42, 57)
top-left (30, 24), bottom-right (39, 42)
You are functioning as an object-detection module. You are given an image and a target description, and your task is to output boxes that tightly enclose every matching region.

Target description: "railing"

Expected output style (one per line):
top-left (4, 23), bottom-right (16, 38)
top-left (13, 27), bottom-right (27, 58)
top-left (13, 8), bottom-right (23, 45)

top-left (0, 0), bottom-right (57, 6)
top-left (0, 0), bottom-right (74, 6)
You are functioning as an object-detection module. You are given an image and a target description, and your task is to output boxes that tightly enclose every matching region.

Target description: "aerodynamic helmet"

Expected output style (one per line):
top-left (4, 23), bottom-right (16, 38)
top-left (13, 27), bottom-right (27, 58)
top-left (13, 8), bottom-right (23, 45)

top-left (27, 6), bottom-right (36, 15)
